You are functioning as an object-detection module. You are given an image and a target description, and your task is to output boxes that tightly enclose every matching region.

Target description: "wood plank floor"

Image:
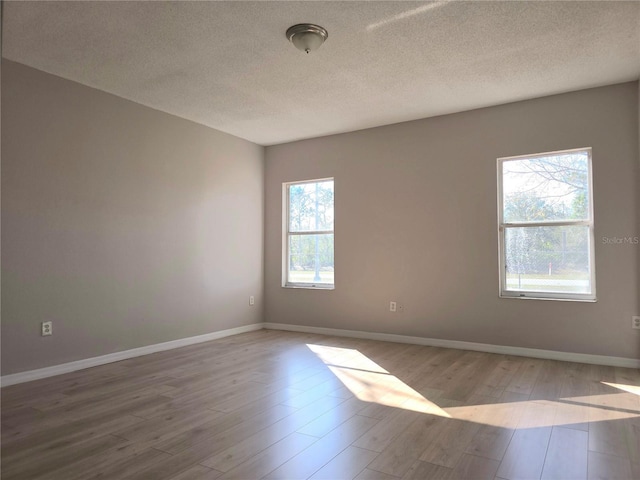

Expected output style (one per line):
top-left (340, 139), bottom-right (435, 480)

top-left (2, 329), bottom-right (639, 479)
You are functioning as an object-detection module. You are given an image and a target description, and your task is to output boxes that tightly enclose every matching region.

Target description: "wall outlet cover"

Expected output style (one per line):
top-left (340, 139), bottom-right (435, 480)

top-left (42, 321), bottom-right (53, 336)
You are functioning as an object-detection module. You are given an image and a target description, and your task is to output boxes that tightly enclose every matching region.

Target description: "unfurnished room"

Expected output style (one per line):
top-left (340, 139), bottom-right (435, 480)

top-left (1, 1), bottom-right (639, 479)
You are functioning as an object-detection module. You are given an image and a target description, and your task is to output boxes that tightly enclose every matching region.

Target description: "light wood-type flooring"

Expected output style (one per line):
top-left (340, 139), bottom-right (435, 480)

top-left (2, 329), bottom-right (639, 479)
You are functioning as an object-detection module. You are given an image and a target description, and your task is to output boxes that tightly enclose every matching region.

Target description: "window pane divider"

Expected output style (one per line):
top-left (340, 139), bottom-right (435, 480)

top-left (287, 230), bottom-right (334, 236)
top-left (501, 220), bottom-right (591, 228)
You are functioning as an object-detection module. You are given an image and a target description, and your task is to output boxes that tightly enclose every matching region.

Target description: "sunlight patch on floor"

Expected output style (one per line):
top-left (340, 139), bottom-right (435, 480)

top-left (561, 392), bottom-right (640, 412)
top-left (446, 397), bottom-right (639, 429)
top-left (307, 344), bottom-right (640, 428)
top-left (327, 364), bottom-right (450, 416)
top-left (307, 344), bottom-right (450, 416)
top-left (602, 381), bottom-right (640, 396)
top-left (307, 344), bottom-right (388, 374)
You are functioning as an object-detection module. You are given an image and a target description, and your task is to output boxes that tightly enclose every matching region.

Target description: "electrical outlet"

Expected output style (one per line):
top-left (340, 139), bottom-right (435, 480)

top-left (249, 296), bottom-right (255, 306)
top-left (389, 301), bottom-right (397, 312)
top-left (42, 321), bottom-right (52, 336)
top-left (632, 316), bottom-right (640, 330)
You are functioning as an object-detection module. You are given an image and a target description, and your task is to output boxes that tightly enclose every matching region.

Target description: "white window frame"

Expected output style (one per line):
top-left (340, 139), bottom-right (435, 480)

top-left (282, 177), bottom-right (335, 289)
top-left (497, 147), bottom-right (596, 302)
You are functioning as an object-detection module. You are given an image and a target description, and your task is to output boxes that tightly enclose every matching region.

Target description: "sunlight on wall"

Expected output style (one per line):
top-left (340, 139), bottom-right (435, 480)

top-left (307, 344), bottom-right (640, 429)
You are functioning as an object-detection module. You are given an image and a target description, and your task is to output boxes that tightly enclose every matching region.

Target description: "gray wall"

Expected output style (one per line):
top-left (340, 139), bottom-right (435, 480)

top-left (3, 59), bottom-right (638, 377)
top-left (2, 60), bottom-right (264, 375)
top-left (265, 82), bottom-right (640, 360)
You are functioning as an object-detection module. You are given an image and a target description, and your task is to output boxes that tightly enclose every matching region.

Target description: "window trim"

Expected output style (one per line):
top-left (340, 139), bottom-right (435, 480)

top-left (282, 177), bottom-right (335, 290)
top-left (497, 147), bottom-right (596, 302)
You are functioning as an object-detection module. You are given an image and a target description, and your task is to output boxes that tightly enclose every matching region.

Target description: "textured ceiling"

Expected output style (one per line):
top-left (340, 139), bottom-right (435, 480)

top-left (3, 1), bottom-right (639, 146)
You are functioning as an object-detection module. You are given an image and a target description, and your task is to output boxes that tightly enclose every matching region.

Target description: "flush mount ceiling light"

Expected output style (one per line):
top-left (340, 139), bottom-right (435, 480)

top-left (286, 24), bottom-right (328, 54)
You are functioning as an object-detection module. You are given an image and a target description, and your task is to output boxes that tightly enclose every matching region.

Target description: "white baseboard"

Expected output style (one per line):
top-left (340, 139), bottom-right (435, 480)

top-left (1, 323), bottom-right (264, 387)
top-left (4, 321), bottom-right (637, 387)
top-left (264, 322), bottom-right (640, 369)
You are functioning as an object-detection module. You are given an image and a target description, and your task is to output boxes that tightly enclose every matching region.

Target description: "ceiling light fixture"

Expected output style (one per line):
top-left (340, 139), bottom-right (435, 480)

top-left (286, 24), bottom-right (328, 54)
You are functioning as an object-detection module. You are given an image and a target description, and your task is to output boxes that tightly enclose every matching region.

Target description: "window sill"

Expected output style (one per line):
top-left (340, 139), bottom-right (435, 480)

top-left (500, 293), bottom-right (596, 302)
top-left (283, 284), bottom-right (335, 290)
